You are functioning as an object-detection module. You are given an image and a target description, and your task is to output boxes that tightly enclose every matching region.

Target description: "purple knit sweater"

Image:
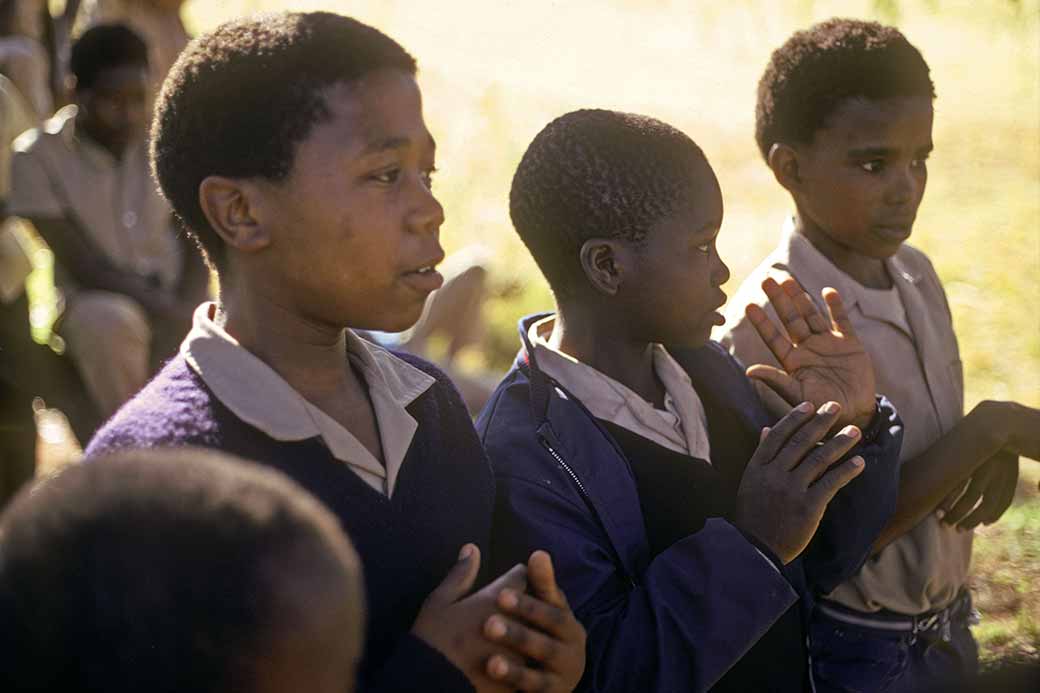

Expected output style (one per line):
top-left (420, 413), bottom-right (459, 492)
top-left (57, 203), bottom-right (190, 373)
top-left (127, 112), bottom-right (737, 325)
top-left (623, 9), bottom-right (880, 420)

top-left (87, 353), bottom-right (493, 693)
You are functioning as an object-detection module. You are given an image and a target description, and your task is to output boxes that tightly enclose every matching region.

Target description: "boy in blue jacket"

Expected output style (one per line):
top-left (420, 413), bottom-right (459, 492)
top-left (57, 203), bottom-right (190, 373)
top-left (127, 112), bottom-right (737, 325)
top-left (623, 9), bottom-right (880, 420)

top-left (85, 13), bottom-right (586, 693)
top-left (477, 109), bottom-right (904, 692)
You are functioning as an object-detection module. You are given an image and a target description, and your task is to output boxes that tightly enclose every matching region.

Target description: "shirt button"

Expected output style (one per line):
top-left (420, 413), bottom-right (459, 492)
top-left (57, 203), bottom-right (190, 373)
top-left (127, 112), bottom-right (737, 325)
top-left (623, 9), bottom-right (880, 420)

top-left (123, 211), bottom-right (138, 228)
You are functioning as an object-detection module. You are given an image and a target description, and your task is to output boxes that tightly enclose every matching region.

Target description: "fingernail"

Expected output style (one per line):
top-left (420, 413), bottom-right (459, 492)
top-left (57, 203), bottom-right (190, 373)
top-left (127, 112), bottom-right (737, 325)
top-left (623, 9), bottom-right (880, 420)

top-left (851, 456), bottom-right (865, 467)
top-left (500, 589), bottom-right (519, 609)
top-left (458, 544), bottom-right (473, 561)
top-left (841, 425), bottom-right (860, 438)
top-left (487, 616), bottom-right (507, 638)
top-left (935, 508), bottom-right (946, 520)
top-left (797, 401), bottom-right (814, 413)
top-left (489, 655), bottom-right (508, 678)
top-left (820, 401), bottom-right (840, 415)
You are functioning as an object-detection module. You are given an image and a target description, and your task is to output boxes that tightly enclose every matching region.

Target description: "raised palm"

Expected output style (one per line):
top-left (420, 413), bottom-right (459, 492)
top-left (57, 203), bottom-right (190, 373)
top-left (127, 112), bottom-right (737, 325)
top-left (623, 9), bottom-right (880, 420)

top-left (745, 277), bottom-right (876, 428)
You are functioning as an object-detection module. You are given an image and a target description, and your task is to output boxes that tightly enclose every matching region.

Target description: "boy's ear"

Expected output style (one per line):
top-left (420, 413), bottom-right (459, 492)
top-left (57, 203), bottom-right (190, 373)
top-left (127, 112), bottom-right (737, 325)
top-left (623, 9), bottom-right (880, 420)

top-left (767, 143), bottom-right (803, 194)
top-left (579, 238), bottom-right (626, 296)
top-left (198, 176), bottom-right (271, 254)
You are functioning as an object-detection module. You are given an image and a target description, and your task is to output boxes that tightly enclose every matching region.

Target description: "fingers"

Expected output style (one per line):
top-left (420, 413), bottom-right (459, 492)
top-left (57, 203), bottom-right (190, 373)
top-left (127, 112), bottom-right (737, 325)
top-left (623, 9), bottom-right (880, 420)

top-left (943, 473), bottom-right (987, 526)
top-left (750, 401), bottom-right (815, 465)
top-left (960, 454), bottom-right (1019, 529)
top-left (773, 401), bottom-right (844, 471)
top-left (745, 302), bottom-right (794, 364)
top-left (762, 276), bottom-right (812, 343)
top-left (485, 613), bottom-right (561, 667)
top-left (746, 364), bottom-right (802, 407)
top-left (782, 276), bottom-right (831, 334)
top-left (795, 425), bottom-right (862, 486)
top-left (807, 456), bottom-right (866, 506)
top-left (486, 651), bottom-right (563, 691)
top-left (822, 287), bottom-right (857, 338)
top-left (498, 588), bottom-right (575, 640)
top-left (526, 550), bottom-right (568, 609)
top-left (425, 544), bottom-right (481, 607)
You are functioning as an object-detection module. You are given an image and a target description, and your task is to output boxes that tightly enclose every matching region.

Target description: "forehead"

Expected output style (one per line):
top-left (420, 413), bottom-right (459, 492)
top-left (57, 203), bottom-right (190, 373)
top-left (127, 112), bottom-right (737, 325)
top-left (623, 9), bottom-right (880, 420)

top-left (648, 155), bottom-right (723, 239)
top-left (307, 70), bottom-right (430, 157)
top-left (815, 96), bottom-right (934, 149)
top-left (87, 64), bottom-right (150, 93)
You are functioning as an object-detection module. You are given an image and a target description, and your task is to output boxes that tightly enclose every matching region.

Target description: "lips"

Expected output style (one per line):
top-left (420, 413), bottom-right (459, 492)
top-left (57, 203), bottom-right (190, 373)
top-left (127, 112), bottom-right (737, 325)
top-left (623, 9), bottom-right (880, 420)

top-left (400, 254), bottom-right (445, 294)
top-left (873, 220), bottom-right (914, 243)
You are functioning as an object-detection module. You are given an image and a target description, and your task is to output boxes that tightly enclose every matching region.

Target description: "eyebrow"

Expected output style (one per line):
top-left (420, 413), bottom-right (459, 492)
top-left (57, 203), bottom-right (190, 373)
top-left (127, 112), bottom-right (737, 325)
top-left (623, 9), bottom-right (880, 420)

top-left (361, 133), bottom-right (437, 156)
top-left (847, 143), bottom-right (934, 158)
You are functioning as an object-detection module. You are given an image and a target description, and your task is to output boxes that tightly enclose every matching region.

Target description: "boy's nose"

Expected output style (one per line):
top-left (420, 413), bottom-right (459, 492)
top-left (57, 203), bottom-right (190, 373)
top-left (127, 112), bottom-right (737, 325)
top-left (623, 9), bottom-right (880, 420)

top-left (410, 185), bottom-right (445, 235)
top-left (885, 167), bottom-right (920, 206)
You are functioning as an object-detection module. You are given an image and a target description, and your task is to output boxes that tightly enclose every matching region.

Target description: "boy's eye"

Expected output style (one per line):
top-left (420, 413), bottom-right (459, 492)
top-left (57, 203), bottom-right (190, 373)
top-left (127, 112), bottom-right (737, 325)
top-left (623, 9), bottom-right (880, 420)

top-left (860, 160), bottom-right (884, 174)
top-left (420, 167), bottom-right (437, 189)
top-left (695, 241), bottom-right (712, 254)
top-left (370, 168), bottom-right (401, 184)
top-left (910, 157), bottom-right (928, 170)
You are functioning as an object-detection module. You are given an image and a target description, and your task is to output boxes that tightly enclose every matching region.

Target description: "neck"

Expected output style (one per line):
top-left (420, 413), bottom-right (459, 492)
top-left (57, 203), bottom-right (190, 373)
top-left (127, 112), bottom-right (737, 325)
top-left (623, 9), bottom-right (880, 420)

top-left (794, 210), bottom-right (892, 289)
top-left (78, 121), bottom-right (128, 160)
top-left (550, 303), bottom-right (664, 407)
top-left (219, 274), bottom-right (363, 403)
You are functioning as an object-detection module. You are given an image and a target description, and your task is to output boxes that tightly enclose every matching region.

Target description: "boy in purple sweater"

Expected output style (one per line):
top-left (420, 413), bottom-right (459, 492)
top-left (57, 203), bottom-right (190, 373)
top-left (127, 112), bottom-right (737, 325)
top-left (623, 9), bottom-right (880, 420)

top-left (86, 12), bottom-right (584, 693)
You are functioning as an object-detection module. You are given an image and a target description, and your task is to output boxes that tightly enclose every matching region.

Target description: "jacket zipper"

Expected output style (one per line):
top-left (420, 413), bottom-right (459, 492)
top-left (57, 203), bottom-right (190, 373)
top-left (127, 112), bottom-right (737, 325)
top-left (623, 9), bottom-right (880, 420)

top-left (539, 432), bottom-right (638, 588)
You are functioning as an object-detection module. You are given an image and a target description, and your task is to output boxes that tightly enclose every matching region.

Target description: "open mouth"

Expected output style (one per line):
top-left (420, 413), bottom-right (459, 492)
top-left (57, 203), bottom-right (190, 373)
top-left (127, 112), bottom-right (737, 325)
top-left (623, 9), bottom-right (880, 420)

top-left (401, 262), bottom-right (445, 294)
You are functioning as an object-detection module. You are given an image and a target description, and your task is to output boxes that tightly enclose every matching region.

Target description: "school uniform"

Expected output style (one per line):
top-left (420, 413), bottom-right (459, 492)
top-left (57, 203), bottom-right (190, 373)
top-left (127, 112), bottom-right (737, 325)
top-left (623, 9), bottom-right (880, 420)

top-left (86, 302), bottom-right (492, 693)
top-left (476, 313), bottom-right (903, 692)
top-left (721, 219), bottom-right (976, 692)
top-left (8, 106), bottom-right (183, 415)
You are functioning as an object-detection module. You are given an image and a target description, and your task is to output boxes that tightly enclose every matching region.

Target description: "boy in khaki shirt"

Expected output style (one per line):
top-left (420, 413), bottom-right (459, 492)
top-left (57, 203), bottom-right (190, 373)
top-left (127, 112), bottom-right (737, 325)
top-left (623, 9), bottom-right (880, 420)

top-left (8, 24), bottom-right (205, 418)
top-left (722, 19), bottom-right (1040, 692)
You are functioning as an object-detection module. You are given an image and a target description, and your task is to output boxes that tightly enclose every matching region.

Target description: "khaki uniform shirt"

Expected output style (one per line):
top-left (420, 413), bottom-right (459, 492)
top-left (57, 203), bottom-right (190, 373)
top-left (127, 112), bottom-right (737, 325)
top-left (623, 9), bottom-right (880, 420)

top-left (0, 73), bottom-right (36, 304)
top-left (720, 219), bottom-right (970, 615)
top-left (182, 302), bottom-right (436, 497)
top-left (529, 315), bottom-right (712, 461)
top-left (8, 105), bottom-right (181, 290)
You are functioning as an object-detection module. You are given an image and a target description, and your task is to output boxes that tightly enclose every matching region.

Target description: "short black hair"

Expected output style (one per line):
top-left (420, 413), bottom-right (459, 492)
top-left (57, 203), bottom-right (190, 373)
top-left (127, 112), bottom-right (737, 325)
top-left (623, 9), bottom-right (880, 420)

top-left (69, 23), bottom-right (149, 91)
top-left (510, 109), bottom-right (707, 298)
top-left (755, 18), bottom-right (935, 160)
top-left (0, 448), bottom-right (362, 692)
top-left (151, 11), bottom-right (417, 273)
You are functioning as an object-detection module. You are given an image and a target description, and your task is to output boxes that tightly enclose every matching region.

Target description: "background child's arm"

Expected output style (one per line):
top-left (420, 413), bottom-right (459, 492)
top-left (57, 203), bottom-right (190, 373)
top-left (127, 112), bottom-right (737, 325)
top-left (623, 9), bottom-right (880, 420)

top-left (871, 401), bottom-right (1040, 553)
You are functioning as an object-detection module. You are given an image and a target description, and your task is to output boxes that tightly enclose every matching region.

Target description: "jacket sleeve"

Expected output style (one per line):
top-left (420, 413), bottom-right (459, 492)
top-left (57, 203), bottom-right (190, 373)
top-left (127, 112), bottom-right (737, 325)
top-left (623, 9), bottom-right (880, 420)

top-left (803, 396), bottom-right (904, 593)
top-left (490, 445), bottom-right (798, 693)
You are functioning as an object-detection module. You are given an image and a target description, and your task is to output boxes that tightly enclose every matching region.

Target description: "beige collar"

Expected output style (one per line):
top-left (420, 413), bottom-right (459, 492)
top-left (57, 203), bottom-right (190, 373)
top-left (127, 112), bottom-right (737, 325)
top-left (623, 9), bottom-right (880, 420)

top-left (779, 217), bottom-right (921, 332)
top-left (527, 315), bottom-right (711, 460)
top-left (181, 302), bottom-right (435, 496)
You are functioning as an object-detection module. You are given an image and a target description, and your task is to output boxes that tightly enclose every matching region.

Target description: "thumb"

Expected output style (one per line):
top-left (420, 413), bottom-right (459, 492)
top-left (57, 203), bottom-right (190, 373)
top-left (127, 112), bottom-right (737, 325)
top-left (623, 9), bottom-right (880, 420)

top-left (746, 365), bottom-right (801, 407)
top-left (527, 550), bottom-right (568, 608)
top-left (426, 543), bottom-right (481, 607)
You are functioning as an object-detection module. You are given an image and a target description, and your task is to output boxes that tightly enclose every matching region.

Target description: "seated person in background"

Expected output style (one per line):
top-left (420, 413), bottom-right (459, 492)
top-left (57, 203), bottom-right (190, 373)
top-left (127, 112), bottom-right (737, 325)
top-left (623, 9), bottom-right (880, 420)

top-left (76, 0), bottom-right (189, 84)
top-left (86, 13), bottom-right (585, 692)
top-left (0, 447), bottom-right (367, 693)
top-left (0, 0), bottom-right (52, 119)
top-left (8, 23), bottom-right (207, 419)
top-left (477, 108), bottom-right (904, 692)
top-left (721, 19), bottom-right (1040, 692)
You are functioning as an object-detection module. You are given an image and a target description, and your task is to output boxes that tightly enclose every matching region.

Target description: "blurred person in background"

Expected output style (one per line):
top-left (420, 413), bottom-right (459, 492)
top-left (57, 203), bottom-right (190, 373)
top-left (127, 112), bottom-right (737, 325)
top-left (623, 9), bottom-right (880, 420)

top-left (77, 0), bottom-right (188, 85)
top-left (0, 0), bottom-right (51, 119)
top-left (6, 23), bottom-right (208, 420)
top-left (0, 447), bottom-right (368, 693)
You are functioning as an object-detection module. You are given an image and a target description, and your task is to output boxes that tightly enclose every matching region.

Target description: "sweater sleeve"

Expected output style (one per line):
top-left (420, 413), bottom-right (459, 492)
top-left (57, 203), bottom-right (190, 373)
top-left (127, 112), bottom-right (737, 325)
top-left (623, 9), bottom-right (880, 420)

top-left (483, 406), bottom-right (798, 693)
top-left (361, 632), bottom-right (474, 693)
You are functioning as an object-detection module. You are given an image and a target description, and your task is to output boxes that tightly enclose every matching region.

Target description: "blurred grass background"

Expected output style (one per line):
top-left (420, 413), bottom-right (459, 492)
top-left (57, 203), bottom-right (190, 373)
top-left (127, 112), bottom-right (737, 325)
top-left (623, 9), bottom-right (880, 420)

top-left (178, 0), bottom-right (1038, 666)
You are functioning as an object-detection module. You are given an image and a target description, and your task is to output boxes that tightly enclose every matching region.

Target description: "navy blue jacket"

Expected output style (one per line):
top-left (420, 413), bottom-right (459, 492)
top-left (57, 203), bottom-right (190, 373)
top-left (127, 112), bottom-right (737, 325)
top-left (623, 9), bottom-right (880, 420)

top-left (476, 314), bottom-right (904, 693)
